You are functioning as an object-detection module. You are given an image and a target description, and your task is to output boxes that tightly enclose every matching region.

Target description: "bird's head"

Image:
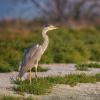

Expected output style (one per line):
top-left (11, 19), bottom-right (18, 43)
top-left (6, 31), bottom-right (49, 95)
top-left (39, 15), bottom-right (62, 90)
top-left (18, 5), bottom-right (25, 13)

top-left (43, 24), bottom-right (58, 32)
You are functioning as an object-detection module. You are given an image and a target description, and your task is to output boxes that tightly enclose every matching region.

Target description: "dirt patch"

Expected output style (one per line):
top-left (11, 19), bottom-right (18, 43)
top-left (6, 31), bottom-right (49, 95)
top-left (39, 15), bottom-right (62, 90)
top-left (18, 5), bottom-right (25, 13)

top-left (0, 64), bottom-right (100, 100)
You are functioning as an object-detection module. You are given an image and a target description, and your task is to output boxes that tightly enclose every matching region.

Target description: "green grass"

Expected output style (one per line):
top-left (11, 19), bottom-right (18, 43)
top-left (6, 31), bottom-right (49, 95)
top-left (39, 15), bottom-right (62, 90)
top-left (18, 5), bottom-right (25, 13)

top-left (14, 73), bottom-right (100, 95)
top-left (0, 95), bottom-right (33, 100)
top-left (0, 27), bottom-right (100, 72)
top-left (14, 78), bottom-right (53, 95)
top-left (0, 65), bottom-right (48, 73)
top-left (76, 63), bottom-right (100, 71)
top-left (31, 66), bottom-right (48, 72)
top-left (0, 62), bottom-right (13, 72)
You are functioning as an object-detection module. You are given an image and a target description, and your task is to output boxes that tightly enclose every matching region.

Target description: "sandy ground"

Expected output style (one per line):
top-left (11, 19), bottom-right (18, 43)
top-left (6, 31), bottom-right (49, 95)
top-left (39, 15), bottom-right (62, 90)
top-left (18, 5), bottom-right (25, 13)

top-left (0, 64), bottom-right (100, 100)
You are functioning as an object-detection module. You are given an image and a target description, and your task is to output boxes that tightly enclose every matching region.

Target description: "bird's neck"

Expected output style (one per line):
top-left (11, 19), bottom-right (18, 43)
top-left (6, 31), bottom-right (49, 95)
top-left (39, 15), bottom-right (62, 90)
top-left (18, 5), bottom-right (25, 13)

top-left (42, 29), bottom-right (49, 53)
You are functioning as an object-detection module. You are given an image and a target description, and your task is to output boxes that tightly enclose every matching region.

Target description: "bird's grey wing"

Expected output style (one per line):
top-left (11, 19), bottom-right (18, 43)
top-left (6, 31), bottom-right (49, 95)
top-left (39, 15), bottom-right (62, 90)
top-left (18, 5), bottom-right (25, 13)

top-left (18, 44), bottom-right (42, 78)
top-left (19, 44), bottom-right (40, 69)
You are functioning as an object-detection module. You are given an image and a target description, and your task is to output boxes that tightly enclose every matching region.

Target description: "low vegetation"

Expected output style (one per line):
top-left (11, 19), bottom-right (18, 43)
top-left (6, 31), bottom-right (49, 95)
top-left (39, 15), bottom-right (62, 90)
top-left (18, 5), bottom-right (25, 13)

top-left (76, 63), bottom-right (100, 71)
top-left (14, 78), bottom-right (53, 95)
top-left (0, 95), bottom-right (33, 100)
top-left (14, 73), bottom-right (100, 95)
top-left (0, 65), bottom-right (48, 73)
top-left (31, 66), bottom-right (48, 72)
top-left (0, 27), bottom-right (100, 72)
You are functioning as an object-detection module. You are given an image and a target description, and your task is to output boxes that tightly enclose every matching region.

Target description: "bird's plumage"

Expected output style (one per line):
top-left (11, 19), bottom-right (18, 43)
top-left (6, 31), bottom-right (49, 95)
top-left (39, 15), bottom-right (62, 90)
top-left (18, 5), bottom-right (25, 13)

top-left (18, 25), bottom-right (58, 79)
top-left (21, 44), bottom-right (40, 66)
top-left (18, 44), bottom-right (42, 77)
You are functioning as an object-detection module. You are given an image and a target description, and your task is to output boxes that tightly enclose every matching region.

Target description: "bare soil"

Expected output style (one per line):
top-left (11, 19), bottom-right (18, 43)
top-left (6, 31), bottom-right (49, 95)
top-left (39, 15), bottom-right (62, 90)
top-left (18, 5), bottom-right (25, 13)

top-left (0, 64), bottom-right (100, 100)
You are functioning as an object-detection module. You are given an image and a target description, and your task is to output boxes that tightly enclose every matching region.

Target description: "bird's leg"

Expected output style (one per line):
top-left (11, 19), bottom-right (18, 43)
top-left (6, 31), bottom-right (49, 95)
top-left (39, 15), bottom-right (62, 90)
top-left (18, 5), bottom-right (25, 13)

top-left (29, 68), bottom-right (32, 85)
top-left (35, 62), bottom-right (38, 79)
top-left (35, 65), bottom-right (37, 78)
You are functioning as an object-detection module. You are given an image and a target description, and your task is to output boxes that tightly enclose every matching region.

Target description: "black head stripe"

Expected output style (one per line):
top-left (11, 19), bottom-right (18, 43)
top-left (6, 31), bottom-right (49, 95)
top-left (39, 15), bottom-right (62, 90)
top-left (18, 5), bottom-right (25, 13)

top-left (44, 24), bottom-right (51, 27)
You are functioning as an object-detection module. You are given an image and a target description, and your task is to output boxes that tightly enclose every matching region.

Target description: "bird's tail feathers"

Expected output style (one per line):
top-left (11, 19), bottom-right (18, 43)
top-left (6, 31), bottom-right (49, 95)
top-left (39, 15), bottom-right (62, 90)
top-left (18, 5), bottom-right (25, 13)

top-left (18, 69), bottom-right (25, 78)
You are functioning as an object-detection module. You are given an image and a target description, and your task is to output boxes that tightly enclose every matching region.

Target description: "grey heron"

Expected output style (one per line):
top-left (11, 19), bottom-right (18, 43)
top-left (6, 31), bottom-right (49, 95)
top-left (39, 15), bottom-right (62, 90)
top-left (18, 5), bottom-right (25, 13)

top-left (18, 24), bottom-right (58, 84)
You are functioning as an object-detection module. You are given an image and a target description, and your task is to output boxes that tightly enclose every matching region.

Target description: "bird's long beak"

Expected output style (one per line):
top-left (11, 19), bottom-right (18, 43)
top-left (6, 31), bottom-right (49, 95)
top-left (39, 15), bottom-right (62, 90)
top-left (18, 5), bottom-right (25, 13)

top-left (55, 26), bottom-right (58, 29)
top-left (53, 26), bottom-right (58, 29)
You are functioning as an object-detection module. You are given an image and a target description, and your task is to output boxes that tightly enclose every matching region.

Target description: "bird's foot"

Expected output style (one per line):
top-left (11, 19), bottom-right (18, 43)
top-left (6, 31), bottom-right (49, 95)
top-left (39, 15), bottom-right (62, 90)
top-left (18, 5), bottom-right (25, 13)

top-left (35, 74), bottom-right (38, 78)
top-left (27, 74), bottom-right (33, 80)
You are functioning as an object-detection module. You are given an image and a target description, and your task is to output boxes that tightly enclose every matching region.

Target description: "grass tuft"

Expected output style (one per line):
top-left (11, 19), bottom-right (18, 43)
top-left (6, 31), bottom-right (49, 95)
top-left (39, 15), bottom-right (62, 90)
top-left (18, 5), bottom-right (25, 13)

top-left (14, 73), bottom-right (100, 95)
top-left (31, 66), bottom-right (48, 72)
top-left (75, 63), bottom-right (100, 71)
top-left (14, 78), bottom-right (53, 95)
top-left (75, 64), bottom-right (88, 71)
top-left (0, 95), bottom-right (33, 100)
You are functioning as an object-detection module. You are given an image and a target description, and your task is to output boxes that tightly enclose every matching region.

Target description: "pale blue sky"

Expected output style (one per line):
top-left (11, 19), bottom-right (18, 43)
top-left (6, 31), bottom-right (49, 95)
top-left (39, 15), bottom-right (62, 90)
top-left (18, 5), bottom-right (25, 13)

top-left (0, 0), bottom-right (43, 20)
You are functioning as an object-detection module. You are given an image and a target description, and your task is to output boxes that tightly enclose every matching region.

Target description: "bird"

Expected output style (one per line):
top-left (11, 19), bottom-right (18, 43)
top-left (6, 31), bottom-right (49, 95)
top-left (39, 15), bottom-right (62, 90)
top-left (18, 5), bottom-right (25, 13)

top-left (18, 24), bottom-right (58, 84)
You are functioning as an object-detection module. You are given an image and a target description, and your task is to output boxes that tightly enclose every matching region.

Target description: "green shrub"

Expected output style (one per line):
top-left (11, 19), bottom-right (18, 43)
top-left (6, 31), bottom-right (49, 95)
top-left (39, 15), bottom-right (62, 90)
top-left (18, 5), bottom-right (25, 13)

top-left (0, 27), bottom-right (100, 72)
top-left (0, 60), bottom-right (12, 72)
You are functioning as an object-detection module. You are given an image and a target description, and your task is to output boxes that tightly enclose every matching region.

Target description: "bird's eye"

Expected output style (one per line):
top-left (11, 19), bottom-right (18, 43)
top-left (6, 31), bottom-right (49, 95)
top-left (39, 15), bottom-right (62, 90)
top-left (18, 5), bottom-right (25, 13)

top-left (44, 24), bottom-right (50, 27)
